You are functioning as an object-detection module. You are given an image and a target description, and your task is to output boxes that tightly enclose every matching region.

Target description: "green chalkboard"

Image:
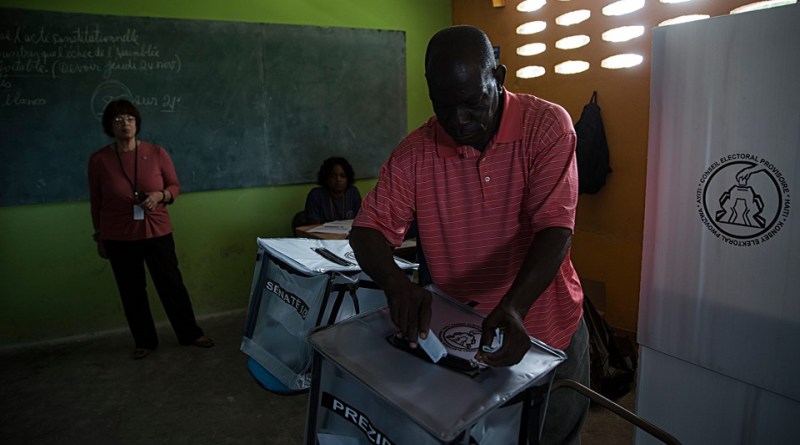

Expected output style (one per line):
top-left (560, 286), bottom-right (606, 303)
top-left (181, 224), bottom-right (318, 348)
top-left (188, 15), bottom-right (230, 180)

top-left (0, 9), bottom-right (407, 206)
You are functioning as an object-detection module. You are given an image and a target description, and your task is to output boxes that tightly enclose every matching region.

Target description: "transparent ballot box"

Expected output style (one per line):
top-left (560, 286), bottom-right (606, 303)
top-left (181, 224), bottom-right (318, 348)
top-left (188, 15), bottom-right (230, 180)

top-left (241, 237), bottom-right (416, 392)
top-left (305, 289), bottom-right (566, 444)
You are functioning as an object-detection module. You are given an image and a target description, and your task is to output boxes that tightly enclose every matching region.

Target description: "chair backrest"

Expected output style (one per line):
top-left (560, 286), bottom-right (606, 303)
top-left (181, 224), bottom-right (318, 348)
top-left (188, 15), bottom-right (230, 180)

top-left (291, 211), bottom-right (307, 237)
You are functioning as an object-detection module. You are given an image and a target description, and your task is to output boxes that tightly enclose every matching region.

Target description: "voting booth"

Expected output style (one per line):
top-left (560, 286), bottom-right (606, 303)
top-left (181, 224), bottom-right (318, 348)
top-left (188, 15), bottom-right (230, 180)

top-left (304, 288), bottom-right (566, 444)
top-left (637, 7), bottom-right (800, 443)
top-left (241, 238), bottom-right (416, 392)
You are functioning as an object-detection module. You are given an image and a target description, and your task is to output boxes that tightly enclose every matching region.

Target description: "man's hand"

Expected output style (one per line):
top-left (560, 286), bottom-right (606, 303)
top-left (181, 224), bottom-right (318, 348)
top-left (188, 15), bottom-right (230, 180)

top-left (349, 226), bottom-right (430, 346)
top-left (386, 282), bottom-right (432, 348)
top-left (475, 227), bottom-right (572, 366)
top-left (475, 302), bottom-right (530, 366)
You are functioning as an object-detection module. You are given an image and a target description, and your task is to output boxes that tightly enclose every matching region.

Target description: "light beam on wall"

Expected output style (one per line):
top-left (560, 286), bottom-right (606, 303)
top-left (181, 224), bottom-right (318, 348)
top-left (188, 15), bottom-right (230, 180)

top-left (556, 35), bottom-right (590, 50)
top-left (658, 14), bottom-right (709, 26)
top-left (601, 53), bottom-right (643, 69)
top-left (516, 21), bottom-right (547, 35)
top-left (603, 0), bottom-right (645, 16)
top-left (517, 0), bottom-right (547, 12)
top-left (731, 0), bottom-right (797, 14)
top-left (555, 9), bottom-right (591, 26)
top-left (554, 60), bottom-right (590, 74)
top-left (516, 65), bottom-right (546, 78)
top-left (602, 25), bottom-right (645, 42)
top-left (517, 42), bottom-right (547, 56)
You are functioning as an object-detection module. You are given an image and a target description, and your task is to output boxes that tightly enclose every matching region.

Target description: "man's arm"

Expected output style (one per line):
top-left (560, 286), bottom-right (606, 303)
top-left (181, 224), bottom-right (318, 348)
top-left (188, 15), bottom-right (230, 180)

top-left (350, 226), bottom-right (431, 346)
top-left (475, 226), bottom-right (572, 366)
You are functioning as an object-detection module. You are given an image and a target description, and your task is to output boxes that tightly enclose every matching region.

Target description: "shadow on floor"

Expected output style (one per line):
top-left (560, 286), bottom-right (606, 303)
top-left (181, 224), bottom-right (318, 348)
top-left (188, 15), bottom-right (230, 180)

top-left (0, 310), bottom-right (636, 445)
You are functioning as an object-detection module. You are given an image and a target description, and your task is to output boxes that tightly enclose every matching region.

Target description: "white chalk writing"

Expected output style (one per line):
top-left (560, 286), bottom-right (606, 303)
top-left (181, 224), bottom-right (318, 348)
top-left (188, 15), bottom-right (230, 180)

top-left (0, 23), bottom-right (182, 111)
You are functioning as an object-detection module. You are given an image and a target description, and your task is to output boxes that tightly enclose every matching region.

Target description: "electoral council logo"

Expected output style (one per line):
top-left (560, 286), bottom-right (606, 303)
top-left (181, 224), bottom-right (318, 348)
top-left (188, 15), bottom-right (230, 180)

top-left (439, 323), bottom-right (483, 352)
top-left (696, 153), bottom-right (791, 246)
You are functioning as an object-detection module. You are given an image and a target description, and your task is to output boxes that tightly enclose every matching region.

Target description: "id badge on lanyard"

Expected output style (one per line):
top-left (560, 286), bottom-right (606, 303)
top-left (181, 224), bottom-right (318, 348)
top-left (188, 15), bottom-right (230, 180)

top-left (116, 142), bottom-right (144, 221)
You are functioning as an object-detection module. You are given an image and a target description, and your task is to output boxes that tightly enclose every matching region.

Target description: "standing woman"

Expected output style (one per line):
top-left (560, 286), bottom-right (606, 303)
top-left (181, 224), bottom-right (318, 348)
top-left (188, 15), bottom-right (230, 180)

top-left (88, 99), bottom-right (213, 359)
top-left (303, 156), bottom-right (362, 224)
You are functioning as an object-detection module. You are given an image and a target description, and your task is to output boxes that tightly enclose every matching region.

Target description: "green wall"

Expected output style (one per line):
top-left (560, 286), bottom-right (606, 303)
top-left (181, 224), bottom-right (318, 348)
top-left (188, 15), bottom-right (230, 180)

top-left (0, 0), bottom-right (451, 347)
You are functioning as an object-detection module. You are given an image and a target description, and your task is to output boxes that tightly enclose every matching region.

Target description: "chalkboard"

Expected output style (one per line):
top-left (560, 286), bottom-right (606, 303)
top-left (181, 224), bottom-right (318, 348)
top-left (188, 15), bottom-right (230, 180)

top-left (0, 9), bottom-right (407, 206)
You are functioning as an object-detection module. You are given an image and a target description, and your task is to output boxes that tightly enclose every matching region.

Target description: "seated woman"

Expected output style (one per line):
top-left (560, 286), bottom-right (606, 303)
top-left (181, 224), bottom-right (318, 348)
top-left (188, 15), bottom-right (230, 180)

top-left (304, 157), bottom-right (362, 224)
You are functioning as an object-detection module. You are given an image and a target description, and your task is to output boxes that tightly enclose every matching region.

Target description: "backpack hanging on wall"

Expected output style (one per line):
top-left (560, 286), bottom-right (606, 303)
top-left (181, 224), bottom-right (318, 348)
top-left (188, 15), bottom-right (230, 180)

top-left (574, 91), bottom-right (612, 194)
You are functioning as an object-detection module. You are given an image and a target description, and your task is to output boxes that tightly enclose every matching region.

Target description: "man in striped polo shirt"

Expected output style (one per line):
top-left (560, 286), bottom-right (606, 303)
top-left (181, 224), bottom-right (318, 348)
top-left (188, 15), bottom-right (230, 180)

top-left (350, 25), bottom-right (589, 444)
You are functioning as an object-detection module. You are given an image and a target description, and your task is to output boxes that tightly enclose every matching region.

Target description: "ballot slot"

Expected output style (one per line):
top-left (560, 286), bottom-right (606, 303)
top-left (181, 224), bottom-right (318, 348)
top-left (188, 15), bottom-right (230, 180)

top-left (385, 333), bottom-right (484, 377)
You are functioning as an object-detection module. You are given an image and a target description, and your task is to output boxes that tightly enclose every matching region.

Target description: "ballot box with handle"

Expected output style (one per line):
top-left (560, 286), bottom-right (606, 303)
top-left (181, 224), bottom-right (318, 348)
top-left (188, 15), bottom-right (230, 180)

top-left (305, 286), bottom-right (566, 445)
top-left (241, 237), bottom-right (417, 392)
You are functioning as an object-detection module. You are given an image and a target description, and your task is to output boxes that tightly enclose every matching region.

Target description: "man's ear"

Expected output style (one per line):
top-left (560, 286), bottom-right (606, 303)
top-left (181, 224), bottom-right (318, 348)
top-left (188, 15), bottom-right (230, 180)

top-left (494, 64), bottom-right (507, 92)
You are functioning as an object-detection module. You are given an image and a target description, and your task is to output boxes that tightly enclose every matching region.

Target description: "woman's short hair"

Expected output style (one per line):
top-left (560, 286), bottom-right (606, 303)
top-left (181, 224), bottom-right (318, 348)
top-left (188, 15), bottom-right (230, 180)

top-left (316, 157), bottom-right (355, 188)
top-left (102, 99), bottom-right (142, 137)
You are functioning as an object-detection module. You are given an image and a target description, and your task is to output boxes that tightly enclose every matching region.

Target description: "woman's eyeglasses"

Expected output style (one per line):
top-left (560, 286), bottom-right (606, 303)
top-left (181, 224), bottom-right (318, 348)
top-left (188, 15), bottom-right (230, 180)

top-left (113, 115), bottom-right (136, 125)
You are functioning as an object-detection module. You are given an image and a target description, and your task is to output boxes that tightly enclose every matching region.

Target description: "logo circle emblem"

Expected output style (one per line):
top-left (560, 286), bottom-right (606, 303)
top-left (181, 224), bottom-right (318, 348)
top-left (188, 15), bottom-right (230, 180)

top-left (697, 154), bottom-right (790, 246)
top-left (439, 323), bottom-right (482, 352)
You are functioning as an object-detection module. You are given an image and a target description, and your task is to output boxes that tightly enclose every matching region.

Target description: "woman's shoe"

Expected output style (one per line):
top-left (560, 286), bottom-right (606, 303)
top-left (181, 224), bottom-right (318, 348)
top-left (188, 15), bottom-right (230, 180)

top-left (193, 336), bottom-right (215, 348)
top-left (132, 348), bottom-right (152, 360)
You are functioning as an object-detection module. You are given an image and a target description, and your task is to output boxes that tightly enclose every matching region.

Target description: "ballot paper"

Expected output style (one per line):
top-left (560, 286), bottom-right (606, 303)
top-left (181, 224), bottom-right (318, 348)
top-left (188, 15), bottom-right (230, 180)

top-left (481, 329), bottom-right (504, 353)
top-left (417, 330), bottom-right (447, 363)
top-left (308, 219), bottom-right (353, 235)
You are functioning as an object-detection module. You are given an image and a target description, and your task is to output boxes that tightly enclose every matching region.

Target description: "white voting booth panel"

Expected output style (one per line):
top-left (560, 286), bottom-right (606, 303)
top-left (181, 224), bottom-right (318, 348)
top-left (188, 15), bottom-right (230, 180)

top-left (305, 289), bottom-right (566, 444)
top-left (241, 238), bottom-right (416, 391)
top-left (638, 6), bottom-right (800, 444)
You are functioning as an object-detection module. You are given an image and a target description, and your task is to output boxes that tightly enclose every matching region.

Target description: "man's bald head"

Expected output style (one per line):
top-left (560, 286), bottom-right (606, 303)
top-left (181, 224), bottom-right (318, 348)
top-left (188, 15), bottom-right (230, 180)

top-left (423, 26), bottom-right (506, 151)
top-left (425, 25), bottom-right (496, 76)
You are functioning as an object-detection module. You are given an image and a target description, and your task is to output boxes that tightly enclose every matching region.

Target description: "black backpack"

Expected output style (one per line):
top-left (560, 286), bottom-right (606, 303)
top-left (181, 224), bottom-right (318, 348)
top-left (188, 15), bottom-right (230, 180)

top-left (574, 91), bottom-right (612, 194)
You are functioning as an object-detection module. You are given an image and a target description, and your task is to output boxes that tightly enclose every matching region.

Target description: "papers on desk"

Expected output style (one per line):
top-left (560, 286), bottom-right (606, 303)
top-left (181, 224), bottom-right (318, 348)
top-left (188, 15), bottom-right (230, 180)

top-left (257, 237), bottom-right (417, 274)
top-left (308, 219), bottom-right (353, 235)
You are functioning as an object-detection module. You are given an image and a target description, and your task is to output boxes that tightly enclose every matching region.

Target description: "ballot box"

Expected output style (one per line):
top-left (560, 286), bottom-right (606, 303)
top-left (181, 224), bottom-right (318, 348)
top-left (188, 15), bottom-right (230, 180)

top-left (241, 237), bottom-right (416, 392)
top-left (304, 288), bottom-right (566, 444)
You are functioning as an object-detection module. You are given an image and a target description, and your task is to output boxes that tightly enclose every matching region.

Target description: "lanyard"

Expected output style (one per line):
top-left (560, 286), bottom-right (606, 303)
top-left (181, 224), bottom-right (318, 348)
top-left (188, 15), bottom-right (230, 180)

top-left (114, 140), bottom-right (139, 198)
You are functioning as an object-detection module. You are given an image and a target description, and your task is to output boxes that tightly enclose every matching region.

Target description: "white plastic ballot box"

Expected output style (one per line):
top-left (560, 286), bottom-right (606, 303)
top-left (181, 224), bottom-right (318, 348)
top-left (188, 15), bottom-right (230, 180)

top-left (304, 288), bottom-right (566, 444)
top-left (241, 237), bottom-right (416, 392)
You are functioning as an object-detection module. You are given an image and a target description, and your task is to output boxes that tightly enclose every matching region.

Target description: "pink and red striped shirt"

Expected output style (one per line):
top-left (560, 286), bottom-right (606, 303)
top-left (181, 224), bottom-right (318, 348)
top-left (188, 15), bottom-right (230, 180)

top-left (354, 90), bottom-right (584, 349)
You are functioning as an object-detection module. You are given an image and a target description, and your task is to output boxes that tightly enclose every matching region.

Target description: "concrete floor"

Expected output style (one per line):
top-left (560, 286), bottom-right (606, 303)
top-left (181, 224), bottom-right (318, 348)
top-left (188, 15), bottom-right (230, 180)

top-left (0, 310), bottom-right (637, 445)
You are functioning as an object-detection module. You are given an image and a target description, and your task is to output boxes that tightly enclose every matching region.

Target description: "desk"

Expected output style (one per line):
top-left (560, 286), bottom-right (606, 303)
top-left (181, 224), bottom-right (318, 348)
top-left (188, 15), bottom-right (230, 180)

top-left (296, 222), bottom-right (418, 261)
top-left (295, 223), bottom-right (348, 240)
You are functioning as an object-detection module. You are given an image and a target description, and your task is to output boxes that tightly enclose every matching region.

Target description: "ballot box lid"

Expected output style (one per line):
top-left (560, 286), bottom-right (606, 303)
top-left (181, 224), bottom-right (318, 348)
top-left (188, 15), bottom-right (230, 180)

top-left (307, 289), bottom-right (566, 441)
top-left (257, 237), bottom-right (417, 275)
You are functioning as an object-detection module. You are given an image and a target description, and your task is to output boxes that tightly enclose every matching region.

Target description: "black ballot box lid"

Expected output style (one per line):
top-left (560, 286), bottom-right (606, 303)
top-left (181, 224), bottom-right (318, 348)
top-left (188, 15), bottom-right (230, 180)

top-left (307, 287), bottom-right (566, 442)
